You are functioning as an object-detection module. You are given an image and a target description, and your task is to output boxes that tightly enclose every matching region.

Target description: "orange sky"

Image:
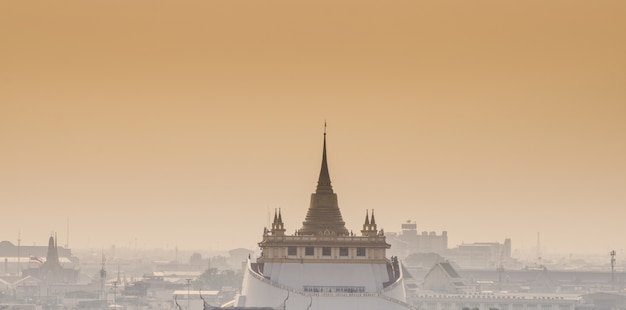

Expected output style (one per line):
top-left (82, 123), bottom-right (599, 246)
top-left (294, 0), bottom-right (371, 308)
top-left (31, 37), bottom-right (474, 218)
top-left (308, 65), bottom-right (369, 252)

top-left (1, 0), bottom-right (625, 256)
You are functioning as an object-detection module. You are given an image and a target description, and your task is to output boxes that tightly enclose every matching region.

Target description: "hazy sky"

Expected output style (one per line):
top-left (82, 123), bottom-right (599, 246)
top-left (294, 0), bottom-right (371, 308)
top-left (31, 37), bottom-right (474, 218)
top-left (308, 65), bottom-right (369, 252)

top-left (1, 1), bottom-right (625, 256)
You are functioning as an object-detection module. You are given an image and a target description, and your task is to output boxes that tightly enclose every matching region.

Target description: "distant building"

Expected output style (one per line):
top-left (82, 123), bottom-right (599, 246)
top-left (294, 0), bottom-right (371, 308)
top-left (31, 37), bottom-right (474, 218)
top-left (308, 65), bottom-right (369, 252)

top-left (22, 235), bottom-right (80, 284)
top-left (411, 291), bottom-right (582, 310)
top-left (0, 237), bottom-right (78, 276)
top-left (228, 248), bottom-right (253, 268)
top-left (448, 239), bottom-right (512, 269)
top-left (412, 262), bottom-right (583, 310)
top-left (582, 292), bottom-right (626, 310)
top-left (387, 221), bottom-right (448, 258)
top-left (386, 222), bottom-right (515, 271)
top-left (0, 236), bottom-right (85, 307)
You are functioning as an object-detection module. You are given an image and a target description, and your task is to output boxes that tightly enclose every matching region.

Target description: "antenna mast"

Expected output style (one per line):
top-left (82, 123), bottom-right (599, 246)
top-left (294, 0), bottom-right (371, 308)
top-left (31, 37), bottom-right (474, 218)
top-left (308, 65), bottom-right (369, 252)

top-left (17, 230), bottom-right (21, 276)
top-left (66, 216), bottom-right (69, 248)
top-left (610, 250), bottom-right (617, 291)
top-left (536, 232), bottom-right (541, 266)
top-left (100, 252), bottom-right (107, 300)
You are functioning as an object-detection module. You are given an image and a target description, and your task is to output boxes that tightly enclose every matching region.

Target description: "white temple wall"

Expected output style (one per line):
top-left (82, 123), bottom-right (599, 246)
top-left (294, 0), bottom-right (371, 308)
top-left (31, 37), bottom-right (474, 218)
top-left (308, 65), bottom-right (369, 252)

top-left (240, 265), bottom-right (412, 309)
top-left (263, 262), bottom-right (390, 292)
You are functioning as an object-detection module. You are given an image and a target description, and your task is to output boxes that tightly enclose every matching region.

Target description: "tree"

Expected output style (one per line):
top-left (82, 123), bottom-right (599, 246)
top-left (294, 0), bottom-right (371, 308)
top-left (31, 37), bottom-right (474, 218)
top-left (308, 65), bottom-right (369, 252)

top-left (194, 268), bottom-right (243, 290)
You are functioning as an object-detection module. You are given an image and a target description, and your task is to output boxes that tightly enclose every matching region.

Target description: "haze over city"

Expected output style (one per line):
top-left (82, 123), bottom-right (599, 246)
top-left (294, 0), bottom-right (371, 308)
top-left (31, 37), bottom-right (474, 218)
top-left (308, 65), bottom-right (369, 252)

top-left (1, 0), bottom-right (625, 257)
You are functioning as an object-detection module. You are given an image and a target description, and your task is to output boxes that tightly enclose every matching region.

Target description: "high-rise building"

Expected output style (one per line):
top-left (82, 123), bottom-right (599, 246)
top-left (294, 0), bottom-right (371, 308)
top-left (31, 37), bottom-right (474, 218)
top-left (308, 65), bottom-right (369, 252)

top-left (387, 221), bottom-right (448, 258)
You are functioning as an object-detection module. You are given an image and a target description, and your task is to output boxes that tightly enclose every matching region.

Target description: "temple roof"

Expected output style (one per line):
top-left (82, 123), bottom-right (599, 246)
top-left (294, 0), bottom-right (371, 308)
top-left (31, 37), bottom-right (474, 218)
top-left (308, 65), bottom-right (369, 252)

top-left (300, 127), bottom-right (349, 235)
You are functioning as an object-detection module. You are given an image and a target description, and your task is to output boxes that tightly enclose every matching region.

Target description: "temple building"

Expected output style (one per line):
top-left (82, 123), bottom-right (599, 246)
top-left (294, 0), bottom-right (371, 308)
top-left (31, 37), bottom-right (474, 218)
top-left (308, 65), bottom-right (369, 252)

top-left (0, 235), bottom-right (79, 277)
top-left (22, 235), bottom-right (79, 284)
top-left (236, 130), bottom-right (414, 309)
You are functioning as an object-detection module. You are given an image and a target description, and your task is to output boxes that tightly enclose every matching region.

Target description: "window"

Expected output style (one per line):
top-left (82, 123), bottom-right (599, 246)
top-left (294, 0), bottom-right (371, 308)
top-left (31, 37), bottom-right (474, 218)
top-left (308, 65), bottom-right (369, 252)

top-left (339, 247), bottom-right (349, 256)
top-left (356, 247), bottom-right (366, 257)
top-left (305, 247), bottom-right (314, 256)
top-left (322, 247), bottom-right (331, 256)
top-left (288, 247), bottom-right (297, 256)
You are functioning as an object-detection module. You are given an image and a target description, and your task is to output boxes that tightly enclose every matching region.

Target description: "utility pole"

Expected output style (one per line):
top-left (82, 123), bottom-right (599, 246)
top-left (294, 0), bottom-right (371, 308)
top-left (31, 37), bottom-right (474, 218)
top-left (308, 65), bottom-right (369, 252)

top-left (113, 281), bottom-right (118, 307)
top-left (113, 265), bottom-right (120, 306)
top-left (100, 252), bottom-right (107, 301)
top-left (186, 278), bottom-right (192, 310)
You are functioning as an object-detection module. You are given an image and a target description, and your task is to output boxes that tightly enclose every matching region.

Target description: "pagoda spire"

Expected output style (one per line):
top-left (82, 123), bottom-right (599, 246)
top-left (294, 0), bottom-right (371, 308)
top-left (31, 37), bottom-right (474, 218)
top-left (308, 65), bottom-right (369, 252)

top-left (370, 209), bottom-right (376, 226)
top-left (271, 208), bottom-right (286, 236)
top-left (361, 209), bottom-right (379, 236)
top-left (45, 234), bottom-right (60, 266)
top-left (370, 209), bottom-right (377, 232)
top-left (316, 122), bottom-right (333, 194)
top-left (300, 124), bottom-right (348, 236)
top-left (361, 210), bottom-right (371, 236)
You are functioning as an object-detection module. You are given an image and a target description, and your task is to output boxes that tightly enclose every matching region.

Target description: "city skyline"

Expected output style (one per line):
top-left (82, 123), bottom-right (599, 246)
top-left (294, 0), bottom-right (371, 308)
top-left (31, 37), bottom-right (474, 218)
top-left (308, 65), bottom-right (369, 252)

top-left (1, 0), bottom-right (625, 255)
